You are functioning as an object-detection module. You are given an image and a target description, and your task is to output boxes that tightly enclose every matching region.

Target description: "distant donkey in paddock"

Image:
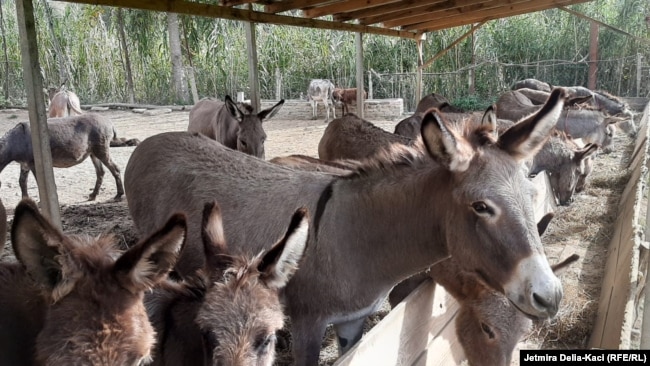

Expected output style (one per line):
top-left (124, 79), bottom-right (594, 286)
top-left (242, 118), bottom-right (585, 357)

top-left (124, 88), bottom-right (572, 365)
top-left (145, 201), bottom-right (309, 366)
top-left (0, 198), bottom-right (186, 366)
top-left (270, 154), bottom-right (359, 175)
top-left (47, 86), bottom-right (83, 118)
top-left (389, 215), bottom-right (579, 366)
top-left (394, 92), bottom-right (465, 139)
top-left (0, 113), bottom-right (124, 201)
top-left (188, 95), bottom-right (284, 159)
top-left (307, 79), bottom-right (337, 122)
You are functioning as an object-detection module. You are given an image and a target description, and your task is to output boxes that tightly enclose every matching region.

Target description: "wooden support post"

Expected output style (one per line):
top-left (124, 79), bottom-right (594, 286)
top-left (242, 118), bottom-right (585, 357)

top-left (355, 32), bottom-right (364, 119)
top-left (15, 0), bottom-right (61, 228)
top-left (367, 70), bottom-right (373, 100)
top-left (637, 53), bottom-right (643, 98)
top-left (415, 35), bottom-right (424, 105)
top-left (275, 67), bottom-right (282, 100)
top-left (588, 21), bottom-right (599, 90)
top-left (245, 16), bottom-right (260, 111)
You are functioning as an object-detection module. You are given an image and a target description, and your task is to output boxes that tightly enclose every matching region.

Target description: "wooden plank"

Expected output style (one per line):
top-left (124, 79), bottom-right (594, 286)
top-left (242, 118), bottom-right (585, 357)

top-left (15, 0), bottom-right (62, 228)
top-left (588, 106), bottom-right (648, 349)
top-left (401, 0), bottom-right (594, 32)
top-left (412, 318), bottom-right (466, 366)
top-left (302, 0), bottom-right (402, 19)
top-left (265, 0), bottom-right (339, 14)
top-left (531, 172), bottom-right (556, 223)
top-left (358, 0), bottom-right (490, 26)
top-left (335, 0), bottom-right (447, 22)
top-left (334, 280), bottom-right (463, 366)
top-left (59, 0), bottom-right (421, 39)
top-left (381, 0), bottom-right (523, 28)
top-left (420, 22), bottom-right (484, 71)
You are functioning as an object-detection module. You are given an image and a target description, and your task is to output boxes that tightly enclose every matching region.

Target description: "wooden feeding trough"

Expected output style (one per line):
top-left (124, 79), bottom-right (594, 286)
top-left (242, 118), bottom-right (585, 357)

top-left (334, 100), bottom-right (650, 365)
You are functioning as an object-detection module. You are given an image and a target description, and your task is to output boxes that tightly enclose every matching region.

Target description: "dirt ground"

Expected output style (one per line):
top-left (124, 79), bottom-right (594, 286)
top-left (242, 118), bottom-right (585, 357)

top-left (0, 106), bottom-right (639, 365)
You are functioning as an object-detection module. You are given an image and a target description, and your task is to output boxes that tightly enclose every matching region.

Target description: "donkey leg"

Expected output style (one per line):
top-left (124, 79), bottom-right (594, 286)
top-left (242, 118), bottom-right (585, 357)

top-left (334, 317), bottom-right (366, 355)
top-left (89, 155), bottom-right (105, 201)
top-left (19, 164), bottom-right (31, 198)
top-left (98, 154), bottom-right (124, 201)
top-left (290, 317), bottom-right (327, 366)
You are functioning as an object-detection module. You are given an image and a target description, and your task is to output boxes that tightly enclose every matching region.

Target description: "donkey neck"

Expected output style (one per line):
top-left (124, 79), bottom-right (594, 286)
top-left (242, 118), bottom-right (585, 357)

top-left (321, 163), bottom-right (451, 289)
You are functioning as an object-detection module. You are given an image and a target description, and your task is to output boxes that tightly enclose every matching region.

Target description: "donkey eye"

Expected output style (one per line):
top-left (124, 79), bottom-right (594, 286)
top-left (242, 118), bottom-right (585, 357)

top-left (471, 201), bottom-right (492, 215)
top-left (481, 322), bottom-right (496, 339)
top-left (254, 334), bottom-right (276, 353)
top-left (240, 140), bottom-right (248, 147)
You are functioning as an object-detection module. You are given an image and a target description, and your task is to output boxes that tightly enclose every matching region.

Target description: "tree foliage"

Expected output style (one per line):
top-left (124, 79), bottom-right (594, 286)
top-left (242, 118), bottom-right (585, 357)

top-left (0, 0), bottom-right (648, 110)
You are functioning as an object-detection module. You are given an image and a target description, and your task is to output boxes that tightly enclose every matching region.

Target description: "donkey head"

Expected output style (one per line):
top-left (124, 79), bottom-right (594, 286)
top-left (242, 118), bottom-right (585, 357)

top-left (224, 95), bottom-right (285, 159)
top-left (195, 201), bottom-right (308, 366)
top-left (12, 199), bottom-right (185, 366)
top-left (420, 88), bottom-right (570, 320)
top-left (551, 142), bottom-right (599, 205)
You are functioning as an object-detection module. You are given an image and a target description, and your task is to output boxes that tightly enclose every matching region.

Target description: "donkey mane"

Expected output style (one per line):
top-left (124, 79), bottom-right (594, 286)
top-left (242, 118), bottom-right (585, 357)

top-left (342, 120), bottom-right (497, 180)
top-left (594, 89), bottom-right (629, 106)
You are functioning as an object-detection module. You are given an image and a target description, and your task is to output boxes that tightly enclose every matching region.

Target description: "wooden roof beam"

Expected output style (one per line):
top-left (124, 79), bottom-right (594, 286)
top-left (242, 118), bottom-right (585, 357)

top-left (221, 0), bottom-right (257, 7)
top-left (58, 0), bottom-right (420, 39)
top-left (383, 0), bottom-right (530, 28)
top-left (265, 0), bottom-right (339, 14)
top-left (360, 0), bottom-right (492, 26)
top-left (303, 0), bottom-right (401, 19)
top-left (411, 0), bottom-right (593, 32)
top-left (335, 0), bottom-right (447, 22)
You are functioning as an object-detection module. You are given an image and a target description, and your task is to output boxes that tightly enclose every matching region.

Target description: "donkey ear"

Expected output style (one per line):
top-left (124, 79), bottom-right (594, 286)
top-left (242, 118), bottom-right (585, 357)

top-left (481, 104), bottom-right (498, 139)
top-left (114, 213), bottom-right (186, 294)
top-left (536, 212), bottom-right (554, 237)
top-left (12, 199), bottom-right (67, 290)
top-left (573, 143), bottom-right (599, 162)
top-left (420, 108), bottom-right (474, 172)
top-left (224, 95), bottom-right (245, 121)
top-left (551, 254), bottom-right (580, 275)
top-left (0, 199), bottom-right (6, 257)
top-left (497, 88), bottom-right (567, 161)
top-left (258, 99), bottom-right (285, 121)
top-left (201, 201), bottom-right (231, 276)
top-left (258, 208), bottom-right (309, 290)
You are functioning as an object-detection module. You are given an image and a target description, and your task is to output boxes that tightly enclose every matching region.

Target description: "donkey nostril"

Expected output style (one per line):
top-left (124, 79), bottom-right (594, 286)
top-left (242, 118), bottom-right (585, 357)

top-left (533, 293), bottom-right (551, 309)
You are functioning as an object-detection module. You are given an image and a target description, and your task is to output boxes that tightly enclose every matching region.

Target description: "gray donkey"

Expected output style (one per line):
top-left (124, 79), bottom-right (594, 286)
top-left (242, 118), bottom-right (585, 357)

top-left (125, 88), bottom-right (572, 365)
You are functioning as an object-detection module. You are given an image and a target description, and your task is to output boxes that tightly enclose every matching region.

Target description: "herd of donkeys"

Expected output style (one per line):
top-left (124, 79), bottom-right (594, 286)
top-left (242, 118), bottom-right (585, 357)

top-left (0, 78), bottom-right (637, 365)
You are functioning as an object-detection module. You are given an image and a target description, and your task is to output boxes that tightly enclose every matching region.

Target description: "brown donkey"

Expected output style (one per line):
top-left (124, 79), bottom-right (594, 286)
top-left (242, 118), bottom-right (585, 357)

top-left (188, 95), bottom-right (284, 159)
top-left (0, 199), bottom-right (186, 366)
top-left (125, 88), bottom-right (571, 365)
top-left (0, 113), bottom-right (124, 201)
top-left (48, 88), bottom-right (83, 118)
top-left (146, 201), bottom-right (309, 366)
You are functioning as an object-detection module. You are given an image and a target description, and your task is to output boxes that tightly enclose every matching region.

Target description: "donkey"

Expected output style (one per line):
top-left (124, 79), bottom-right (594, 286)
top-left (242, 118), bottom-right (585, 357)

top-left (516, 87), bottom-right (636, 137)
top-left (188, 95), bottom-right (284, 159)
top-left (48, 87), bottom-right (83, 118)
top-left (0, 113), bottom-right (124, 201)
top-left (124, 88), bottom-right (571, 365)
top-left (145, 201), bottom-right (308, 366)
top-left (394, 92), bottom-right (465, 139)
top-left (496, 90), bottom-right (618, 150)
top-left (528, 131), bottom-right (599, 205)
top-left (318, 113), bottom-right (418, 161)
top-left (389, 216), bottom-right (579, 366)
top-left (511, 78), bottom-right (553, 92)
top-left (0, 198), bottom-right (186, 366)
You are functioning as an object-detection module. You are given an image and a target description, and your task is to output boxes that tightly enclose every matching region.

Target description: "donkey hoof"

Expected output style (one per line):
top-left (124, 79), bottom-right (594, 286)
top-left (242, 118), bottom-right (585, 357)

top-left (88, 194), bottom-right (97, 201)
top-left (113, 194), bottom-right (123, 202)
